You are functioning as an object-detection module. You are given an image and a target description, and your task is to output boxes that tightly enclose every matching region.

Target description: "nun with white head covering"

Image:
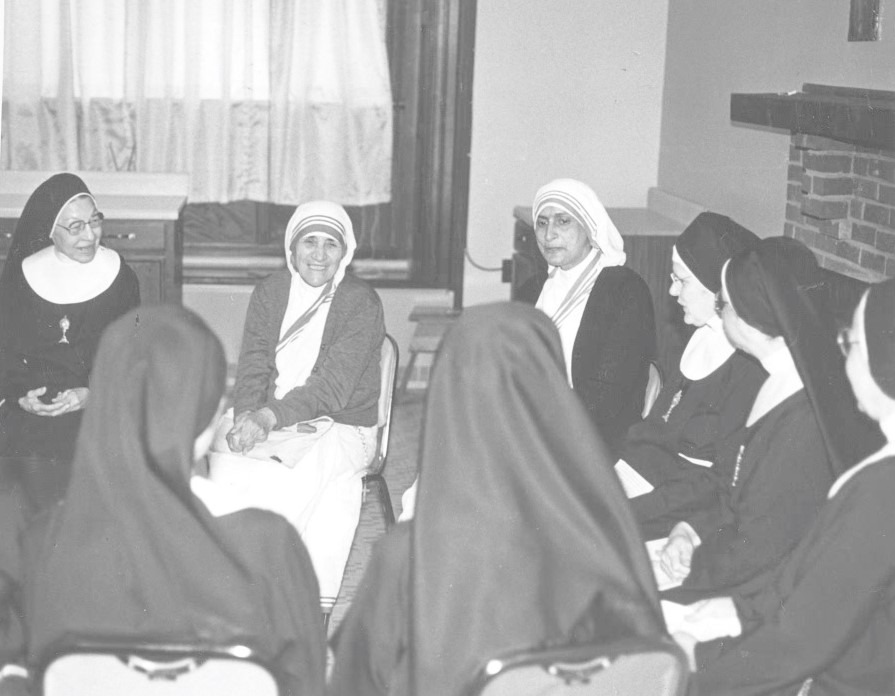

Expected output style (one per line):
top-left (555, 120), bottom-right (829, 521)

top-left (523, 178), bottom-right (656, 454)
top-left (203, 200), bottom-right (385, 614)
top-left (618, 212), bottom-right (766, 540)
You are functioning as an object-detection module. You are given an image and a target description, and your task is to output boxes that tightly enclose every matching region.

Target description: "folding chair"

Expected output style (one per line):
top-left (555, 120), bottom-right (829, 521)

top-left (470, 636), bottom-right (689, 696)
top-left (362, 334), bottom-right (399, 527)
top-left (40, 640), bottom-right (281, 696)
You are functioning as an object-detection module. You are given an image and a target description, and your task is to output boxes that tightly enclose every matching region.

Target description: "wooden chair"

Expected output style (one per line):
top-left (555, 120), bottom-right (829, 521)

top-left (471, 636), bottom-right (689, 696)
top-left (40, 640), bottom-right (280, 696)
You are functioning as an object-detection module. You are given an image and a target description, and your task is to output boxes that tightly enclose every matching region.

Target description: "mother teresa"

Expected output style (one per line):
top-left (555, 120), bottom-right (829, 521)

top-left (203, 201), bottom-right (385, 611)
top-left (519, 178), bottom-right (656, 454)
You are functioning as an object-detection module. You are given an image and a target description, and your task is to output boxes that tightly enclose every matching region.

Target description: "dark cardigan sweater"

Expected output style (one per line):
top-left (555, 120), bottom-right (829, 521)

top-left (519, 265), bottom-right (656, 453)
top-left (232, 272), bottom-right (385, 428)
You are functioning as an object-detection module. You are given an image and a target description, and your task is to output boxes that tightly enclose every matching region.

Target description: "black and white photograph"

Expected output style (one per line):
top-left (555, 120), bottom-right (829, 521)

top-left (0, 2), bottom-right (893, 694)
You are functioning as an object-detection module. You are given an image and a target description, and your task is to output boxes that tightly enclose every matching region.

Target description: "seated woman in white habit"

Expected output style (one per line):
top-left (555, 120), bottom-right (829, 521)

top-left (206, 201), bottom-right (385, 612)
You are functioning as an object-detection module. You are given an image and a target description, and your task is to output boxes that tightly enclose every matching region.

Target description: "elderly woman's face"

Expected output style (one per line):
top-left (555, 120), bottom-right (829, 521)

top-left (292, 233), bottom-right (344, 287)
top-left (52, 195), bottom-right (102, 263)
top-left (535, 205), bottom-right (591, 271)
top-left (669, 256), bottom-right (716, 327)
top-left (717, 276), bottom-right (760, 355)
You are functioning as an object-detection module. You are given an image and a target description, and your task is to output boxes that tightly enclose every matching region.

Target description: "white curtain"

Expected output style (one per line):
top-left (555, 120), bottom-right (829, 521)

top-left (1, 0), bottom-right (392, 206)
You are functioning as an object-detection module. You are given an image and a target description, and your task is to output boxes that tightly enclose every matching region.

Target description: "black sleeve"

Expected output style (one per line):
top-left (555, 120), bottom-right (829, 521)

top-left (694, 467), bottom-right (895, 695)
top-left (573, 270), bottom-right (656, 449)
top-left (685, 406), bottom-right (831, 594)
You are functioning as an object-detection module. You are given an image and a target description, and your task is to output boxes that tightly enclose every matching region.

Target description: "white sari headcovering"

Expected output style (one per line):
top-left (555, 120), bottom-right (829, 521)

top-left (532, 178), bottom-right (626, 267)
top-left (533, 179), bottom-right (626, 383)
top-left (275, 201), bottom-right (356, 400)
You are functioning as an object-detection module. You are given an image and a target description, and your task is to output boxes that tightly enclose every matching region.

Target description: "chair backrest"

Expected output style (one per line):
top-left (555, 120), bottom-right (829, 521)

top-left (471, 637), bottom-right (688, 696)
top-left (642, 361), bottom-right (663, 419)
top-left (368, 334), bottom-right (399, 474)
top-left (41, 641), bottom-right (280, 696)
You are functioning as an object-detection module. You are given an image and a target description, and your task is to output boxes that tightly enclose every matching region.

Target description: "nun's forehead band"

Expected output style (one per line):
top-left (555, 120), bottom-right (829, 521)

top-left (292, 214), bottom-right (347, 240)
top-left (533, 192), bottom-right (593, 232)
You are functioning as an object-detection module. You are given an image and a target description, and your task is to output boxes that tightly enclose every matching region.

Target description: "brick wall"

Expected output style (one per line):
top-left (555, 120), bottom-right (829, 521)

top-left (784, 134), bottom-right (895, 281)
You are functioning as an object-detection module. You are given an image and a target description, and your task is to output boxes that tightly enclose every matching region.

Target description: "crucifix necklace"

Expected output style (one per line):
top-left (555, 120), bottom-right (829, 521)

top-left (58, 315), bottom-right (71, 344)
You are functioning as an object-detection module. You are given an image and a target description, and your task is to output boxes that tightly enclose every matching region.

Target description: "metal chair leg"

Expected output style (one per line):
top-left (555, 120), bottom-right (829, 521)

top-left (398, 351), bottom-right (417, 397)
top-left (363, 473), bottom-right (395, 527)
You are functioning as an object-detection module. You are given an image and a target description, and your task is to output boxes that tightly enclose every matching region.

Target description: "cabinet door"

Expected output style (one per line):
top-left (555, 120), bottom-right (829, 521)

top-left (511, 219), bottom-right (548, 302)
top-left (127, 260), bottom-right (163, 305)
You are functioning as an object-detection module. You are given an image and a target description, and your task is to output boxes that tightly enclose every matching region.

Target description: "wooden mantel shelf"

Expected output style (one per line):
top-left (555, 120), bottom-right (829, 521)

top-left (730, 83), bottom-right (895, 151)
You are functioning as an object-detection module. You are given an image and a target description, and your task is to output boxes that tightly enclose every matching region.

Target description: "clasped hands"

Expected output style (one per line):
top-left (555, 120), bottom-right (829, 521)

top-left (225, 408), bottom-right (317, 454)
top-left (653, 522), bottom-right (741, 671)
top-left (18, 386), bottom-right (88, 417)
top-left (657, 521), bottom-right (701, 585)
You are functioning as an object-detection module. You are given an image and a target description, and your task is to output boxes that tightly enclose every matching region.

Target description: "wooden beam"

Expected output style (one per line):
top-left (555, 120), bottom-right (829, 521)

top-left (849, 0), bottom-right (880, 42)
top-left (730, 84), bottom-right (895, 151)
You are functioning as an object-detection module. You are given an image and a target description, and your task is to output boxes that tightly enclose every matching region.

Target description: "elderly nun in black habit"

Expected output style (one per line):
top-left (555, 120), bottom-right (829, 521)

top-left (617, 212), bottom-right (765, 540)
top-left (666, 276), bottom-right (895, 696)
top-left (0, 173), bottom-right (139, 464)
top-left (328, 302), bottom-right (667, 696)
top-left (656, 237), bottom-right (882, 599)
top-left (22, 307), bottom-right (325, 696)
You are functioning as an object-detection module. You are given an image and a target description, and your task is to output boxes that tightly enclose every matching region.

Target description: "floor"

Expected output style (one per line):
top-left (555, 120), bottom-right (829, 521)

top-left (327, 390), bottom-right (423, 636)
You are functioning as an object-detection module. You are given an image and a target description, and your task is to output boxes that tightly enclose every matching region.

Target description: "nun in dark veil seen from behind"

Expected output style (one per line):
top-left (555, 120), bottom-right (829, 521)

top-left (23, 306), bottom-right (325, 696)
top-left (329, 302), bottom-right (667, 696)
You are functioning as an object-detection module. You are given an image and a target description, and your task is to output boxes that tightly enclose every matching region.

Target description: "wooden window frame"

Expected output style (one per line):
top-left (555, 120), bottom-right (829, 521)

top-left (389, 0), bottom-right (477, 306)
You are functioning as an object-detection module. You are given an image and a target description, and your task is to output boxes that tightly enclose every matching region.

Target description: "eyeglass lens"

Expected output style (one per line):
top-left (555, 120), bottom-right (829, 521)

top-left (63, 213), bottom-right (104, 234)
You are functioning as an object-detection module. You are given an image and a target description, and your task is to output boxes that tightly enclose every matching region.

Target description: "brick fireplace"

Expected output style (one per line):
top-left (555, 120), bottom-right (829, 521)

top-left (731, 84), bottom-right (895, 282)
top-left (786, 133), bottom-right (895, 281)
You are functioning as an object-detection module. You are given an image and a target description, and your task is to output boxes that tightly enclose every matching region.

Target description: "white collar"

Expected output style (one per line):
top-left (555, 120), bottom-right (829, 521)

top-left (828, 413), bottom-right (895, 498)
top-left (746, 341), bottom-right (803, 426)
top-left (21, 245), bottom-right (120, 304)
top-left (679, 316), bottom-right (736, 381)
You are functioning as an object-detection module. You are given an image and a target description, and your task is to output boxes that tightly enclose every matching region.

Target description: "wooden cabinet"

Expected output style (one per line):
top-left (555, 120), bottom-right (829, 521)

top-left (0, 172), bottom-right (187, 304)
top-left (511, 206), bottom-right (688, 377)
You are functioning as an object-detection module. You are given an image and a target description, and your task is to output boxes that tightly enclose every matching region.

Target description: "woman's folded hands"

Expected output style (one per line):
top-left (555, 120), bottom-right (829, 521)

top-left (226, 408), bottom-right (277, 454)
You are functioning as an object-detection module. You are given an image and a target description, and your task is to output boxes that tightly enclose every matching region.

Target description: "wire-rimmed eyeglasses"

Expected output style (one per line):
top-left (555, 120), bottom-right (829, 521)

top-left (669, 271), bottom-right (692, 288)
top-left (56, 212), bottom-right (105, 235)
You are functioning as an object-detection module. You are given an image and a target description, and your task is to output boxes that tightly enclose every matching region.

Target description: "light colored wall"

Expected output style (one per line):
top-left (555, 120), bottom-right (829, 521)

top-left (658, 0), bottom-right (895, 239)
top-left (463, 0), bottom-right (670, 306)
top-left (183, 284), bottom-right (452, 369)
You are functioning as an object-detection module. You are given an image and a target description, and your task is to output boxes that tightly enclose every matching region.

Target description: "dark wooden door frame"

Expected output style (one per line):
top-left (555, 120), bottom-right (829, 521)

top-left (390, 0), bottom-right (477, 307)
